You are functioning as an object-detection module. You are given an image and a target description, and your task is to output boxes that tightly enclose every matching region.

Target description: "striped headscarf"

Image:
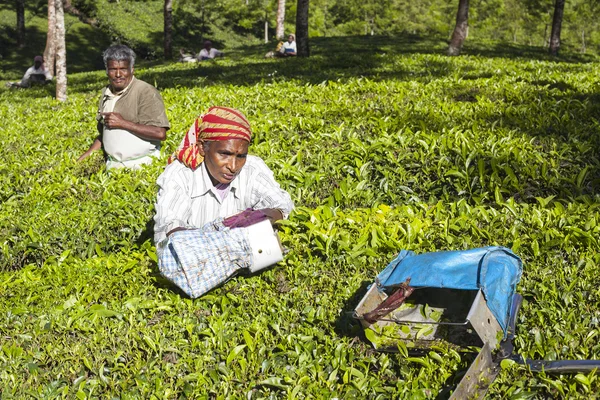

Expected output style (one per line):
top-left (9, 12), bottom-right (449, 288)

top-left (169, 106), bottom-right (252, 170)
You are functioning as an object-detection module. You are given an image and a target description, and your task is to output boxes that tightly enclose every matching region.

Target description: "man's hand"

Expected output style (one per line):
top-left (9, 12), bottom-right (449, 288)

top-left (101, 112), bottom-right (127, 130)
top-left (77, 138), bottom-right (102, 162)
top-left (101, 112), bottom-right (167, 141)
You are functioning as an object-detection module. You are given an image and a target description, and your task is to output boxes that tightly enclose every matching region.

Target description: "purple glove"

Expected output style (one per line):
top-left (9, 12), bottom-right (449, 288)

top-left (223, 208), bottom-right (269, 229)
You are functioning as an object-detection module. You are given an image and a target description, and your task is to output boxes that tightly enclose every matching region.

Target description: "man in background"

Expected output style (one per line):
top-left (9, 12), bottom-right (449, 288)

top-left (78, 44), bottom-right (170, 169)
top-left (279, 34), bottom-right (297, 57)
top-left (197, 40), bottom-right (224, 61)
top-left (6, 55), bottom-right (52, 88)
top-left (265, 34), bottom-right (297, 58)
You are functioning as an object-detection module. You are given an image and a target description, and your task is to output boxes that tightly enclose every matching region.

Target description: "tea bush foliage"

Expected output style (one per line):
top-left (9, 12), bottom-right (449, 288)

top-left (1, 36), bottom-right (600, 398)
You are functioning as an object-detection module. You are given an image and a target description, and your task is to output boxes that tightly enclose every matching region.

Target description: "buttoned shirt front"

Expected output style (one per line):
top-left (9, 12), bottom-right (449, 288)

top-left (154, 155), bottom-right (294, 249)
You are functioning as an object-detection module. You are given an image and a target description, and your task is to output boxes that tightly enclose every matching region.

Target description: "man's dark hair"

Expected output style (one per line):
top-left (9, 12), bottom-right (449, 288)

top-left (103, 45), bottom-right (136, 70)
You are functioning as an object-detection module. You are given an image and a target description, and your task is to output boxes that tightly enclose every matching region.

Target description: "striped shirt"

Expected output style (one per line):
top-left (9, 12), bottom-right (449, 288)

top-left (154, 155), bottom-right (294, 249)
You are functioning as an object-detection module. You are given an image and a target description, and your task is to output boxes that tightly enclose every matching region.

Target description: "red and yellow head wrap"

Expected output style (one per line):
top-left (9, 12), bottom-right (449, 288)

top-left (169, 106), bottom-right (252, 170)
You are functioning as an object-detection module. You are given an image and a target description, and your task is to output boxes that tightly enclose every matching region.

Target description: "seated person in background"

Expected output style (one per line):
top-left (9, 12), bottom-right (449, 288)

top-left (279, 34), bottom-right (297, 57)
top-left (198, 40), bottom-right (224, 61)
top-left (154, 106), bottom-right (294, 298)
top-left (178, 48), bottom-right (198, 63)
top-left (77, 44), bottom-right (170, 170)
top-left (7, 55), bottom-right (52, 88)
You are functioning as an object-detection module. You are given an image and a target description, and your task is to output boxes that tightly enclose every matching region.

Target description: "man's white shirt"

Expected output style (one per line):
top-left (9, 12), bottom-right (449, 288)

top-left (282, 41), bottom-right (297, 54)
top-left (198, 48), bottom-right (223, 59)
top-left (21, 65), bottom-right (52, 82)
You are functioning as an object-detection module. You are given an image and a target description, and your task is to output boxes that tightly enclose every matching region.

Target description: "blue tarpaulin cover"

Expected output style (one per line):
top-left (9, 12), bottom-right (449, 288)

top-left (376, 246), bottom-right (522, 336)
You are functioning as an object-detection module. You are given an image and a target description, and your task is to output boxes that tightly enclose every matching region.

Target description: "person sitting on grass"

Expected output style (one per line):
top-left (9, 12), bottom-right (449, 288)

top-left (265, 34), bottom-right (297, 58)
top-left (6, 55), bottom-right (52, 88)
top-left (77, 44), bottom-right (170, 170)
top-left (279, 34), bottom-right (297, 57)
top-left (154, 106), bottom-right (294, 298)
top-left (197, 40), bottom-right (224, 61)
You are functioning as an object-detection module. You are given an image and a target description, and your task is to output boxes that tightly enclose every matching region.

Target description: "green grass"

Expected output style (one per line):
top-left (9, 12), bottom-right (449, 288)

top-left (1, 35), bottom-right (600, 398)
top-left (0, 6), bottom-right (111, 80)
top-left (0, 0), bottom-right (265, 79)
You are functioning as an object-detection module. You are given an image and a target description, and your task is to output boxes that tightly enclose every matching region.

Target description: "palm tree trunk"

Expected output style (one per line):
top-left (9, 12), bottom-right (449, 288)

top-left (55, 0), bottom-right (67, 102)
top-left (549, 0), bottom-right (565, 56)
top-left (44, 0), bottom-right (56, 77)
top-left (164, 0), bottom-right (173, 59)
top-left (295, 0), bottom-right (309, 57)
top-left (276, 0), bottom-right (286, 40)
top-left (16, 0), bottom-right (25, 48)
top-left (448, 0), bottom-right (469, 56)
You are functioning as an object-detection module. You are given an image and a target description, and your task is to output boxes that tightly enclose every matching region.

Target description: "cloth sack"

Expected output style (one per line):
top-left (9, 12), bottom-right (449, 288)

top-left (159, 219), bottom-right (253, 298)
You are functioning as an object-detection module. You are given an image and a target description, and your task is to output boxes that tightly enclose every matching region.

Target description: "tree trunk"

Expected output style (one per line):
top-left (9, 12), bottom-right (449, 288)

top-left (164, 0), bottom-right (173, 59)
top-left (55, 0), bottom-right (67, 102)
top-left (265, 20), bottom-right (268, 43)
top-left (44, 0), bottom-right (57, 77)
top-left (16, 0), bottom-right (25, 48)
top-left (448, 0), bottom-right (469, 56)
top-left (200, 0), bottom-right (205, 42)
top-left (581, 29), bottom-right (586, 53)
top-left (549, 0), bottom-right (565, 56)
top-left (276, 0), bottom-right (285, 40)
top-left (295, 0), bottom-right (309, 57)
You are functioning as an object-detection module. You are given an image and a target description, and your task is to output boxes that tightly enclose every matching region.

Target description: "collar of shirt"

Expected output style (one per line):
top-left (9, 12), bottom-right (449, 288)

top-left (104, 76), bottom-right (136, 99)
top-left (190, 162), bottom-right (241, 202)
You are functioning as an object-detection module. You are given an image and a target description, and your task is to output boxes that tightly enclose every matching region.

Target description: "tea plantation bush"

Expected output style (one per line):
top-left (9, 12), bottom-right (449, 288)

top-left (1, 37), bottom-right (600, 398)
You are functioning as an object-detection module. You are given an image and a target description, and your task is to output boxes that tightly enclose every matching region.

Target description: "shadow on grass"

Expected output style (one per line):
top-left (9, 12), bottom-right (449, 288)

top-left (6, 34), bottom-right (597, 95)
top-left (0, 15), bottom-right (110, 80)
top-left (477, 88), bottom-right (600, 200)
top-left (461, 40), bottom-right (597, 64)
top-left (130, 36), bottom-right (597, 95)
top-left (334, 280), bottom-right (372, 339)
top-left (60, 35), bottom-right (448, 94)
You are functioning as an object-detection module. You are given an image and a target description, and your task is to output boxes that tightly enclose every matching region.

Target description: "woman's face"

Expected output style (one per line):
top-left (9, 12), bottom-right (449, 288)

top-left (200, 139), bottom-right (249, 185)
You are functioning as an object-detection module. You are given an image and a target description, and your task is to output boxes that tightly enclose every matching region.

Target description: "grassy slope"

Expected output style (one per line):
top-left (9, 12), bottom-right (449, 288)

top-left (1, 36), bottom-right (600, 398)
top-left (0, 6), bottom-right (112, 80)
top-left (0, 0), bottom-right (265, 80)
